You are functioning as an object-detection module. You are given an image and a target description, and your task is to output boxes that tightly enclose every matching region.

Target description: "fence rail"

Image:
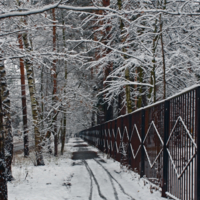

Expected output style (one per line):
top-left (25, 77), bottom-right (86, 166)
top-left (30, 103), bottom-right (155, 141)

top-left (79, 85), bottom-right (200, 200)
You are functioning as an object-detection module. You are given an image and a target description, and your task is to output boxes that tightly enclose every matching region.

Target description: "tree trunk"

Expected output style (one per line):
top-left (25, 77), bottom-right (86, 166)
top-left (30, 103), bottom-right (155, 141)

top-left (61, 113), bottom-right (66, 155)
top-left (46, 131), bottom-right (52, 154)
top-left (134, 69), bottom-right (138, 110)
top-left (0, 61), bottom-right (13, 181)
top-left (160, 15), bottom-right (166, 99)
top-left (160, 0), bottom-right (166, 99)
top-left (149, 19), bottom-right (158, 103)
top-left (52, 8), bottom-right (58, 156)
top-left (22, 30), bottom-right (44, 165)
top-left (118, 0), bottom-right (132, 113)
top-left (137, 67), bottom-right (145, 108)
top-left (40, 65), bottom-right (44, 144)
top-left (18, 34), bottom-right (29, 157)
top-left (45, 68), bottom-right (52, 154)
top-left (0, 67), bottom-right (8, 200)
top-left (125, 68), bottom-right (132, 113)
top-left (61, 10), bottom-right (67, 155)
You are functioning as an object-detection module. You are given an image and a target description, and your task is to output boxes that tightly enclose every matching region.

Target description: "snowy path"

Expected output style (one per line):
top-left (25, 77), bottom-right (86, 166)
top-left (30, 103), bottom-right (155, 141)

top-left (66, 138), bottom-right (165, 200)
top-left (83, 159), bottom-right (135, 200)
top-left (8, 138), bottom-right (165, 200)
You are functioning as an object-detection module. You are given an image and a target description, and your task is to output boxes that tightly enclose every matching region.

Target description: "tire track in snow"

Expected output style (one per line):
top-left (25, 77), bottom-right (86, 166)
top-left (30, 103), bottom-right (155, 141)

top-left (83, 160), bottom-right (93, 200)
top-left (83, 160), bottom-right (107, 200)
top-left (94, 158), bottom-right (135, 200)
top-left (87, 159), bottom-right (119, 200)
top-left (89, 159), bottom-right (119, 200)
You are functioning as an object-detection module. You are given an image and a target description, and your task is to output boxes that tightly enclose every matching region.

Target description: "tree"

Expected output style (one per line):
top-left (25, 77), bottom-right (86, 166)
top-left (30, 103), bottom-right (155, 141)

top-left (18, 33), bottom-right (29, 157)
top-left (22, 27), bottom-right (45, 165)
top-left (0, 4), bottom-right (200, 198)
top-left (52, 8), bottom-right (58, 156)
top-left (0, 59), bottom-right (13, 181)
top-left (0, 61), bottom-right (7, 200)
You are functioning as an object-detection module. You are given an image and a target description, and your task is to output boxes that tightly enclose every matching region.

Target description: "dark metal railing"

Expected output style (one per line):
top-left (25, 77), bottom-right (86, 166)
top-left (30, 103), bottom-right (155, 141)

top-left (79, 85), bottom-right (200, 200)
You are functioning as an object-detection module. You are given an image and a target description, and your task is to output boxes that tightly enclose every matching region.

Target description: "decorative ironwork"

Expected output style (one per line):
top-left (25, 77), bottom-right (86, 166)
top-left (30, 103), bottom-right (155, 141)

top-left (80, 86), bottom-right (200, 200)
top-left (130, 124), bottom-right (141, 159)
top-left (143, 121), bottom-right (164, 168)
top-left (166, 116), bottom-right (197, 179)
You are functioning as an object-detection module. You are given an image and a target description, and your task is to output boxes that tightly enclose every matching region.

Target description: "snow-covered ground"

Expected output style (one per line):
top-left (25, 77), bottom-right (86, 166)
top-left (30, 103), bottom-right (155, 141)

top-left (8, 138), bottom-right (166, 200)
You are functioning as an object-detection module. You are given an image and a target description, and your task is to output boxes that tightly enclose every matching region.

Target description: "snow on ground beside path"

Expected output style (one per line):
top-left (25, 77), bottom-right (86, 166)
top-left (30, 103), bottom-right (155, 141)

top-left (8, 138), bottom-right (166, 200)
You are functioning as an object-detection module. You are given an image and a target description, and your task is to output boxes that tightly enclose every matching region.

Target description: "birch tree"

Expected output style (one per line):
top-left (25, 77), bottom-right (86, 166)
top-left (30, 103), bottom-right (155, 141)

top-left (22, 28), bottom-right (45, 165)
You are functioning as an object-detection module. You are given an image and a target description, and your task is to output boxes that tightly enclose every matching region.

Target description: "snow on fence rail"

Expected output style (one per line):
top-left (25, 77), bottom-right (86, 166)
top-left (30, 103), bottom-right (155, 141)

top-left (79, 85), bottom-right (200, 200)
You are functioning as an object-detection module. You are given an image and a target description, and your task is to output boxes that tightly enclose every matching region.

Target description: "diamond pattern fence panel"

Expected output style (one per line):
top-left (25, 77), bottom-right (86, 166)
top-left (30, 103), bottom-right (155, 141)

top-left (120, 115), bottom-right (129, 167)
top-left (111, 120), bottom-right (116, 159)
top-left (144, 102), bottom-right (165, 187)
top-left (116, 117), bottom-right (122, 162)
top-left (79, 86), bottom-right (200, 200)
top-left (167, 89), bottom-right (198, 200)
top-left (130, 110), bottom-right (142, 174)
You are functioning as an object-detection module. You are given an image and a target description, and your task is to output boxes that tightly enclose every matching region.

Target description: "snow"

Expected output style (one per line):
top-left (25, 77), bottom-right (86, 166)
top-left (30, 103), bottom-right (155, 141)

top-left (13, 136), bottom-right (23, 143)
top-left (0, 4), bottom-right (118, 20)
top-left (90, 84), bottom-right (200, 128)
top-left (0, 2), bottom-right (61, 19)
top-left (8, 138), bottom-right (166, 200)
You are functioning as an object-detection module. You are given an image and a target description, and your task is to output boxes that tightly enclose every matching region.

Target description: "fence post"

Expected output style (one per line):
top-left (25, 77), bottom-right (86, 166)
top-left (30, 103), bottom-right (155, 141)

top-left (99, 125), bottom-right (102, 151)
top-left (102, 124), bottom-right (104, 152)
top-left (162, 100), bottom-right (170, 197)
top-left (196, 87), bottom-right (200, 200)
top-left (119, 117), bottom-right (122, 163)
top-left (128, 114), bottom-right (132, 166)
top-left (114, 120), bottom-right (117, 159)
top-left (107, 123), bottom-right (111, 157)
top-left (140, 109), bottom-right (145, 178)
top-left (110, 121), bottom-right (113, 158)
top-left (102, 124), bottom-right (105, 153)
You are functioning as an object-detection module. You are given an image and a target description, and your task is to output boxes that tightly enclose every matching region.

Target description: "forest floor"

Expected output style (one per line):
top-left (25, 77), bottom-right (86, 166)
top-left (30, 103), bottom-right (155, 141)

top-left (8, 138), bottom-right (166, 200)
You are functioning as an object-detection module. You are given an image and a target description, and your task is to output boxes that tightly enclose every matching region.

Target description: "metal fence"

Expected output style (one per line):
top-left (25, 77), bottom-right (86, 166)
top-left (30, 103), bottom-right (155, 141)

top-left (79, 85), bottom-right (200, 200)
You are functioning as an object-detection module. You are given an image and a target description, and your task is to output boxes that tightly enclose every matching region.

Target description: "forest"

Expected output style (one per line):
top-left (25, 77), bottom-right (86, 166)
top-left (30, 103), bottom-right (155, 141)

top-left (0, 0), bottom-right (200, 199)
